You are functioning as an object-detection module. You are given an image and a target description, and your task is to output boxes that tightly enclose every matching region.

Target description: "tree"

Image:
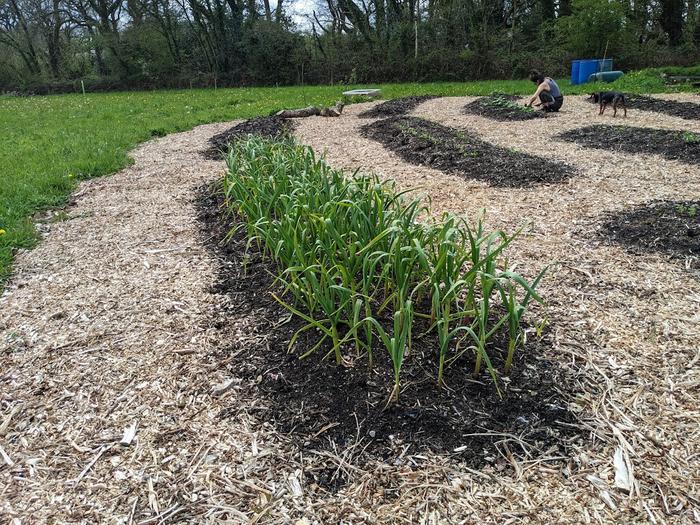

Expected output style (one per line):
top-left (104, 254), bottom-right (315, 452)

top-left (660, 0), bottom-right (684, 46)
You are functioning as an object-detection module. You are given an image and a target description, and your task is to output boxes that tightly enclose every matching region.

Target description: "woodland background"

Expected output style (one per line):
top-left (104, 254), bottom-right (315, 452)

top-left (1, 0), bottom-right (699, 92)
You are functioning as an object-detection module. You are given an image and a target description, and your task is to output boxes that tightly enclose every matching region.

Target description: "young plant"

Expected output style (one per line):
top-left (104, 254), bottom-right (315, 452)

top-left (497, 267), bottom-right (547, 374)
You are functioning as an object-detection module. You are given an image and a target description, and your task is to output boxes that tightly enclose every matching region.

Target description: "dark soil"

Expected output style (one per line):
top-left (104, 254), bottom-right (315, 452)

top-left (197, 186), bottom-right (582, 473)
top-left (358, 96), bottom-right (439, 119)
top-left (601, 200), bottom-right (700, 267)
top-left (205, 116), bottom-right (295, 159)
top-left (464, 94), bottom-right (547, 121)
top-left (557, 125), bottom-right (700, 165)
top-left (361, 116), bottom-right (573, 187)
top-left (627, 95), bottom-right (700, 121)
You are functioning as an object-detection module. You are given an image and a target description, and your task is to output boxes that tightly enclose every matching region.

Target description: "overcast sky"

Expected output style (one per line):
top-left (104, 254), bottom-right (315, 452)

top-left (288, 0), bottom-right (317, 30)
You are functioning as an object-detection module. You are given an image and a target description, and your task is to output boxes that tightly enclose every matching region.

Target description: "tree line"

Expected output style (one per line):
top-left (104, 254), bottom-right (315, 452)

top-left (1, 0), bottom-right (699, 92)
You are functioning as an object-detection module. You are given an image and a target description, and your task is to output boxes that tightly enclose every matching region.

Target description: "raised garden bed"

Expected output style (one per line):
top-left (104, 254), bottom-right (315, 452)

top-left (358, 95), bottom-right (438, 119)
top-left (464, 94), bottom-right (546, 121)
top-left (601, 200), bottom-right (700, 267)
top-left (206, 116), bottom-right (295, 158)
top-left (557, 125), bottom-right (700, 165)
top-left (197, 185), bottom-right (580, 472)
top-left (361, 116), bottom-right (572, 187)
top-left (627, 95), bottom-right (700, 120)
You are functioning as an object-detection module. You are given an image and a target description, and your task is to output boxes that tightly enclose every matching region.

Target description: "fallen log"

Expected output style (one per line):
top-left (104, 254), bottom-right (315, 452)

top-left (276, 101), bottom-right (345, 118)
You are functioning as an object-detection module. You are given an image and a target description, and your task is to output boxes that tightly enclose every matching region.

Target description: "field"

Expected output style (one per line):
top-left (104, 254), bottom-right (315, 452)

top-left (1, 70), bottom-right (700, 523)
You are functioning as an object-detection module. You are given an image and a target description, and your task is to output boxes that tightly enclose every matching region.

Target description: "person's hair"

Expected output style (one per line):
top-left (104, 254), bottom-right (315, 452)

top-left (529, 70), bottom-right (545, 84)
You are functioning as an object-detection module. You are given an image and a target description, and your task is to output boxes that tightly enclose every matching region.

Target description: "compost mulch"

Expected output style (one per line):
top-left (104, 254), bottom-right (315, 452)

top-left (206, 115), bottom-right (294, 158)
top-left (557, 124), bottom-right (700, 165)
top-left (357, 95), bottom-right (438, 118)
top-left (601, 200), bottom-right (700, 267)
top-left (362, 116), bottom-right (572, 187)
top-left (627, 94), bottom-right (700, 120)
top-left (198, 186), bottom-right (580, 476)
top-left (464, 94), bottom-right (547, 121)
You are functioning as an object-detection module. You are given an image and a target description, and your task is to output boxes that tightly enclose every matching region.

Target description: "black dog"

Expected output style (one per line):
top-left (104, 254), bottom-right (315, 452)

top-left (588, 91), bottom-right (627, 117)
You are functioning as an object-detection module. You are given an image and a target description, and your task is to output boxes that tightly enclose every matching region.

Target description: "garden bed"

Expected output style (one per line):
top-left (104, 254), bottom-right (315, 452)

top-left (358, 95), bottom-right (438, 119)
top-left (206, 116), bottom-right (295, 158)
top-left (557, 125), bottom-right (700, 165)
top-left (198, 185), bottom-right (580, 474)
top-left (627, 95), bottom-right (700, 120)
top-left (601, 200), bottom-right (700, 267)
top-left (361, 116), bottom-right (572, 187)
top-left (464, 94), bottom-right (546, 121)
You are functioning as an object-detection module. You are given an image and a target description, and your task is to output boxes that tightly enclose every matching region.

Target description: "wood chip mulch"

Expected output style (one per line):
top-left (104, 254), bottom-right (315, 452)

top-left (2, 93), bottom-right (700, 523)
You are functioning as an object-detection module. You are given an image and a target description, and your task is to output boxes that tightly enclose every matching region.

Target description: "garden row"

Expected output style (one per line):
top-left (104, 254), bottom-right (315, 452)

top-left (201, 96), bottom-right (698, 457)
top-left (220, 137), bottom-right (546, 402)
top-left (365, 93), bottom-right (700, 121)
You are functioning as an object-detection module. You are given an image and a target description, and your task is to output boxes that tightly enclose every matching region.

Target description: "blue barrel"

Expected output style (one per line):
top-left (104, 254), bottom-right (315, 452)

top-left (578, 59), bottom-right (599, 84)
top-left (571, 60), bottom-right (581, 85)
top-left (575, 58), bottom-right (614, 84)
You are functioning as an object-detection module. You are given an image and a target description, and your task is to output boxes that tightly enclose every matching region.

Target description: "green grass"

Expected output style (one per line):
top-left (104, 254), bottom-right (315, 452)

top-left (0, 67), bottom-right (696, 284)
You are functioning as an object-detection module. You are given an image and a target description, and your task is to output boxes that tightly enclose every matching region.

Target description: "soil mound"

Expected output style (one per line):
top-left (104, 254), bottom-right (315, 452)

top-left (558, 125), bottom-right (700, 165)
top-left (362, 116), bottom-right (572, 187)
top-left (206, 116), bottom-right (295, 158)
top-left (627, 95), bottom-right (700, 120)
top-left (464, 94), bottom-right (547, 121)
top-left (358, 96), bottom-right (438, 118)
top-left (197, 186), bottom-right (581, 475)
top-left (601, 200), bottom-right (700, 267)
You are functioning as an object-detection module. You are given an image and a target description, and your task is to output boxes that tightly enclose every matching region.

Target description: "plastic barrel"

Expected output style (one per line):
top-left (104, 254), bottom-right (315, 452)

top-left (578, 59), bottom-right (600, 84)
top-left (588, 71), bottom-right (624, 83)
top-left (571, 60), bottom-right (581, 85)
top-left (577, 58), bottom-right (615, 84)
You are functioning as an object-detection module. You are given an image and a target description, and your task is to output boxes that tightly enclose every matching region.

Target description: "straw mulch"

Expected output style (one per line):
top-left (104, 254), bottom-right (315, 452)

top-left (1, 94), bottom-right (699, 523)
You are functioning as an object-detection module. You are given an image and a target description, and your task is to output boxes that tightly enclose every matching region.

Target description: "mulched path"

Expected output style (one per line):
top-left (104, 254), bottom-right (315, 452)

top-left (198, 186), bottom-right (580, 473)
top-left (601, 200), bottom-right (700, 267)
top-left (557, 125), bottom-right (700, 165)
top-left (627, 95), bottom-right (700, 120)
top-left (206, 116), bottom-right (295, 158)
top-left (464, 94), bottom-right (547, 121)
top-left (361, 116), bottom-right (572, 187)
top-left (358, 95), bottom-right (438, 119)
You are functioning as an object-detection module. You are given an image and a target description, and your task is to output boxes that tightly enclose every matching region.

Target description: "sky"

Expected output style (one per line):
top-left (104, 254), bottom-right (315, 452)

top-left (288, 0), bottom-right (317, 30)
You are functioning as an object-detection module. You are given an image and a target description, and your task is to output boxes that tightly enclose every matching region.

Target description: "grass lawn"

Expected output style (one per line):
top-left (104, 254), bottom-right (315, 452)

top-left (0, 68), bottom-right (696, 285)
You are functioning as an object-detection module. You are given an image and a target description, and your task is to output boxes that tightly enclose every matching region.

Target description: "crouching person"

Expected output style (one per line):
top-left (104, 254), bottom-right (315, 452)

top-left (526, 70), bottom-right (563, 112)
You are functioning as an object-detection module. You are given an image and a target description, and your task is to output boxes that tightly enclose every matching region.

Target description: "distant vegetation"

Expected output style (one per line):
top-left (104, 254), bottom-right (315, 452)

top-left (1, 0), bottom-right (699, 92)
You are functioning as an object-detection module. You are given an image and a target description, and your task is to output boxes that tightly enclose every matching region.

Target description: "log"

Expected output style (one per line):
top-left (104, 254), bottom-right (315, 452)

top-left (276, 106), bottom-right (320, 118)
top-left (276, 101), bottom-right (344, 119)
top-left (320, 102), bottom-right (345, 117)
